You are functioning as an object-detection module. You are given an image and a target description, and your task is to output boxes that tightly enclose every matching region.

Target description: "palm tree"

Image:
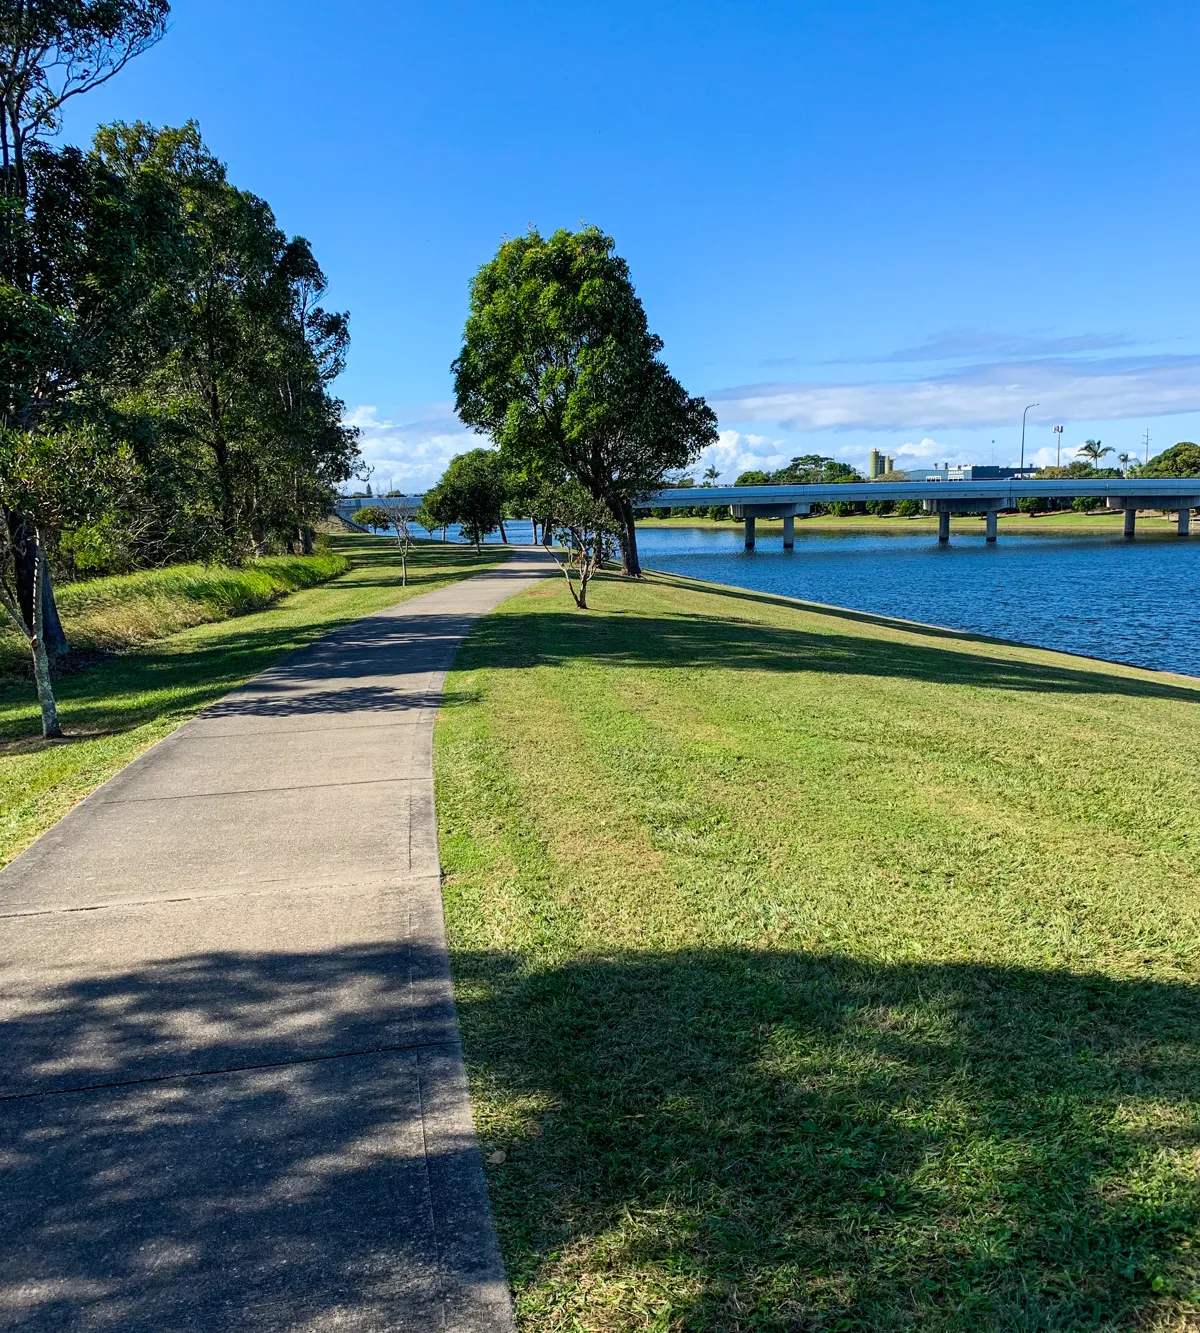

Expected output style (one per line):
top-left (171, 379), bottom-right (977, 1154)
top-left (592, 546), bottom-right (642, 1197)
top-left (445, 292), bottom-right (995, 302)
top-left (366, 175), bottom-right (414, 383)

top-left (1077, 438), bottom-right (1114, 468)
top-left (701, 465), bottom-right (721, 487)
top-left (1117, 452), bottom-right (1132, 475)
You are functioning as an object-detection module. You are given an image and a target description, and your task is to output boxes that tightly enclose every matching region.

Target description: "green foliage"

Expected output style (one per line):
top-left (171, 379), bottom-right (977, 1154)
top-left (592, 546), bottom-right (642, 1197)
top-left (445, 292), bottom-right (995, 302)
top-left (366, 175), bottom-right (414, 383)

top-left (734, 470), bottom-right (771, 486)
top-left (1077, 438), bottom-right (1114, 468)
top-left (353, 505), bottom-right (391, 533)
top-left (772, 453), bottom-right (862, 484)
top-left (864, 498), bottom-right (893, 516)
top-left (452, 225), bottom-right (716, 574)
top-left (1072, 495), bottom-right (1101, 513)
top-left (431, 449), bottom-right (509, 548)
top-left (1143, 442), bottom-right (1200, 478)
top-left (895, 498), bottom-right (921, 518)
top-left (828, 500), bottom-right (858, 517)
top-left (1017, 496), bottom-right (1047, 514)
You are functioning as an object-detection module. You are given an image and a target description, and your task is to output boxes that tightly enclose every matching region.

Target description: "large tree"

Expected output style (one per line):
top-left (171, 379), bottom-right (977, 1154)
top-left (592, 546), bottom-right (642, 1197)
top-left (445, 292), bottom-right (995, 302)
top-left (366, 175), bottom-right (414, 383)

top-left (431, 448), bottom-right (509, 550)
top-left (0, 135), bottom-right (175, 670)
top-left (452, 225), bottom-right (716, 577)
top-left (0, 0), bottom-right (168, 647)
top-left (94, 121), bottom-right (359, 558)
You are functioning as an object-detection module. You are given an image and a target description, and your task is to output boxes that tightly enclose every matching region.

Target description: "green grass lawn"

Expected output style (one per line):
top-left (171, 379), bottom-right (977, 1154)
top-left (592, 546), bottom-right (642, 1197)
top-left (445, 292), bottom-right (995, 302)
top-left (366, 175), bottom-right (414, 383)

top-left (0, 535), bottom-right (502, 867)
top-left (435, 570), bottom-right (1200, 1332)
top-left (637, 511), bottom-right (1188, 535)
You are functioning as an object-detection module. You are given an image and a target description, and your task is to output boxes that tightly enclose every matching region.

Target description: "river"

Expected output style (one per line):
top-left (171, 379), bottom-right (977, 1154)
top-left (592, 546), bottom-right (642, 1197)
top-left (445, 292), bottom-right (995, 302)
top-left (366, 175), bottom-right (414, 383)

top-left (634, 524), bottom-right (1200, 677)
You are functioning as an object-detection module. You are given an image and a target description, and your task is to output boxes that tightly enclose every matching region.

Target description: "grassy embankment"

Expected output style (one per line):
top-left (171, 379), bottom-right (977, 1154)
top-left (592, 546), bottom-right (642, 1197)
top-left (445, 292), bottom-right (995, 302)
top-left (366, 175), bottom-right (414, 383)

top-left (0, 535), bottom-right (503, 866)
top-left (638, 510), bottom-right (1189, 535)
top-left (436, 570), bottom-right (1200, 1332)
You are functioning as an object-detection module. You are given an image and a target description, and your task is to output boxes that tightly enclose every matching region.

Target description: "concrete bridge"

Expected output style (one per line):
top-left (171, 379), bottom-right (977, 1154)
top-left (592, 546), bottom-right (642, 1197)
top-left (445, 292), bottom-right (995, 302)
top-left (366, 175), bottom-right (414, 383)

top-left (645, 480), bottom-right (1200, 547)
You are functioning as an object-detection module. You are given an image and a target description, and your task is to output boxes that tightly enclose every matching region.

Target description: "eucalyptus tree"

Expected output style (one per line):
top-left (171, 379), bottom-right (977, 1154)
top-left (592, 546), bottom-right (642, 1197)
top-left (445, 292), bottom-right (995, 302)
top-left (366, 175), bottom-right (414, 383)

top-left (94, 121), bottom-right (358, 558)
top-left (453, 226), bottom-right (716, 577)
top-left (0, 0), bottom-right (168, 200)
top-left (0, 0), bottom-right (168, 647)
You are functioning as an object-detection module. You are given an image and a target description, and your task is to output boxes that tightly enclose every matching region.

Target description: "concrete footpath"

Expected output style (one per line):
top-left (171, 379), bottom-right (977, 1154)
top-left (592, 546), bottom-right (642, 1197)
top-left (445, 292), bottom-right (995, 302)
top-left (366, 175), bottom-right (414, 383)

top-left (0, 551), bottom-right (552, 1332)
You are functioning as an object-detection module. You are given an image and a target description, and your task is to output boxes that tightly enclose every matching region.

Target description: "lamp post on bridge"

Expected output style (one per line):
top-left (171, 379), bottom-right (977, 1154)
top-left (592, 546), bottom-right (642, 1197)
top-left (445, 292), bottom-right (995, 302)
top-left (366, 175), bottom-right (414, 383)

top-left (1020, 403), bottom-right (1039, 475)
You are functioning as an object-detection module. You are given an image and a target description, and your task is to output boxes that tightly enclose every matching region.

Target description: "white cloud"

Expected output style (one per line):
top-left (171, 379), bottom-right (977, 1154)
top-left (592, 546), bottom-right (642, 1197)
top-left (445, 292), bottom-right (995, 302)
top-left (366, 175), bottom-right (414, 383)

top-left (693, 429), bottom-right (789, 482)
top-left (344, 404), bottom-right (483, 490)
top-left (895, 436), bottom-right (943, 458)
top-left (710, 354), bottom-right (1200, 433)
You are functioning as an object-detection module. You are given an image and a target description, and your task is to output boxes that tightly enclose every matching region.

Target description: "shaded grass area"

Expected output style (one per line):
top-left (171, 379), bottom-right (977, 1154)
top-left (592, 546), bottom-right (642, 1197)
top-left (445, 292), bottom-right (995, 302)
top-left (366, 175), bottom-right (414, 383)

top-left (0, 552), bottom-right (351, 678)
top-left (435, 571), bottom-right (1200, 1331)
top-left (0, 536), bottom-right (503, 866)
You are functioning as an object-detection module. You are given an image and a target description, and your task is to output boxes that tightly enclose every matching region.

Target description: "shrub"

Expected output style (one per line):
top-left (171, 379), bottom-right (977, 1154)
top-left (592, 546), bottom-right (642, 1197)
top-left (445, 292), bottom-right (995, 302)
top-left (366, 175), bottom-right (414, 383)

top-left (829, 501), bottom-right (858, 518)
top-left (865, 499), bottom-right (894, 516)
top-left (707, 506), bottom-right (730, 521)
top-left (1072, 496), bottom-right (1101, 513)
top-left (1017, 497), bottom-right (1046, 514)
top-left (895, 499), bottom-right (921, 518)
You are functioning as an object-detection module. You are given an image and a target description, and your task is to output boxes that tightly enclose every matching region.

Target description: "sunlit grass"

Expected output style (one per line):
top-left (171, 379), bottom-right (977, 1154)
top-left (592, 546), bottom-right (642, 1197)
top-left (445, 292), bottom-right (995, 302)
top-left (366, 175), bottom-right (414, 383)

top-left (436, 569), bottom-right (1200, 1331)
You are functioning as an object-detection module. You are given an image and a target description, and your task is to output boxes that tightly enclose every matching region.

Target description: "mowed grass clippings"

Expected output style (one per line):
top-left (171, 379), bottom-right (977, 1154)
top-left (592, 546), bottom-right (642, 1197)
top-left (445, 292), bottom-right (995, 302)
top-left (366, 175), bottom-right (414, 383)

top-left (435, 570), bottom-right (1200, 1332)
top-left (0, 536), bottom-right (505, 866)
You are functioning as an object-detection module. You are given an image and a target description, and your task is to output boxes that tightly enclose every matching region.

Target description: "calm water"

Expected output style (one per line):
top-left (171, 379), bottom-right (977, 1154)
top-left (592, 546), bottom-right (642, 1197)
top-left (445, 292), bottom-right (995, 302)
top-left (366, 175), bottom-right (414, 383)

top-left (632, 525), bottom-right (1200, 676)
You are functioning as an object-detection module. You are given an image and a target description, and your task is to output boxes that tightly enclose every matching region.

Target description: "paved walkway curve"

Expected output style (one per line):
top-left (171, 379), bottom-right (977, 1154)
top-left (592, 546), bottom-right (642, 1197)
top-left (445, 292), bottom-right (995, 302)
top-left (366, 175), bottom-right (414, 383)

top-left (0, 551), bottom-right (552, 1332)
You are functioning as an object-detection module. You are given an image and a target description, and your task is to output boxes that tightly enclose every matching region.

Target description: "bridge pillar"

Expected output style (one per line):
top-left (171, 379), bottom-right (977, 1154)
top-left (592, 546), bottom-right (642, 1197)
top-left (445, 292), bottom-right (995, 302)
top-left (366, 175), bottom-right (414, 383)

top-left (985, 510), bottom-right (998, 543)
top-left (1124, 507), bottom-right (1137, 538)
top-left (1179, 508), bottom-right (1192, 536)
top-left (938, 509), bottom-right (950, 543)
top-left (744, 516), bottom-right (756, 549)
top-left (783, 514), bottom-right (795, 549)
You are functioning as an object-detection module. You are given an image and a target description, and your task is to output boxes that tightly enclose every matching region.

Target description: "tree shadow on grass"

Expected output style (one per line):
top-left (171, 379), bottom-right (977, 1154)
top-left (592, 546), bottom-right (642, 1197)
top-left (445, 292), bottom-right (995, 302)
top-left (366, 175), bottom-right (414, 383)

top-left (453, 945), bottom-right (1200, 1330)
top-left (2, 941), bottom-right (1196, 1329)
top-left (456, 596), bottom-right (1200, 704)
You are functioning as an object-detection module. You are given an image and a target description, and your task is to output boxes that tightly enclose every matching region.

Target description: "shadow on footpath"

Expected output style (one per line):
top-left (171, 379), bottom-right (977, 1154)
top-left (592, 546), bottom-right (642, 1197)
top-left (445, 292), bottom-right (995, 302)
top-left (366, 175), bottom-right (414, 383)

top-left (2, 942), bottom-right (1197, 1329)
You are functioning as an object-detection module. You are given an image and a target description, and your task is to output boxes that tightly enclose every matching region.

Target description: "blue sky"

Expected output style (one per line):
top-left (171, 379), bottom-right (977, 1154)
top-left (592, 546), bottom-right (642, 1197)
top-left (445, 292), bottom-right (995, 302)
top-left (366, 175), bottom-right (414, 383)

top-left (60, 0), bottom-right (1200, 486)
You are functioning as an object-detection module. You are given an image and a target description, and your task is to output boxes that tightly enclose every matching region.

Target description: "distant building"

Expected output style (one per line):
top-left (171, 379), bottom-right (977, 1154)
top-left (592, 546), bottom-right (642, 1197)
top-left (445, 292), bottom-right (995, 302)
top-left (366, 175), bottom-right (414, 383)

top-left (868, 449), bottom-right (896, 478)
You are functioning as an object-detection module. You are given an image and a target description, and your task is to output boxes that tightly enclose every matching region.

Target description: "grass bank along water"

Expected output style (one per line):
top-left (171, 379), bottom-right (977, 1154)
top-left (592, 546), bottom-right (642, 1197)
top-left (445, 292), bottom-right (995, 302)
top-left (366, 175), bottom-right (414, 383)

top-left (436, 569), bottom-right (1200, 1332)
top-left (0, 536), bottom-right (506, 867)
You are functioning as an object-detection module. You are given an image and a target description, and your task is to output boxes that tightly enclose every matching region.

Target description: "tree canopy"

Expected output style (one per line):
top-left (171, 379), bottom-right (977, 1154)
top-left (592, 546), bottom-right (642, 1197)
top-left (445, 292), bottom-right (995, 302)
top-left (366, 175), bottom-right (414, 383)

top-left (1143, 442), bottom-right (1200, 478)
top-left (425, 449), bottom-right (508, 550)
top-left (452, 225), bottom-right (716, 577)
top-left (0, 6), bottom-right (362, 734)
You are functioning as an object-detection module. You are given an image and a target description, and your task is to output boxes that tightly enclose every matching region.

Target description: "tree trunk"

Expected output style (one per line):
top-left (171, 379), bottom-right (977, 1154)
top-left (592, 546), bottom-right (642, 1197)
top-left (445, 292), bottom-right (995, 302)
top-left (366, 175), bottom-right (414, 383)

top-left (541, 517), bottom-right (553, 547)
top-left (29, 547), bottom-right (62, 738)
top-left (608, 496), bottom-right (642, 577)
top-left (498, 518), bottom-right (508, 544)
top-left (301, 525), bottom-right (313, 555)
top-left (7, 512), bottom-right (68, 656)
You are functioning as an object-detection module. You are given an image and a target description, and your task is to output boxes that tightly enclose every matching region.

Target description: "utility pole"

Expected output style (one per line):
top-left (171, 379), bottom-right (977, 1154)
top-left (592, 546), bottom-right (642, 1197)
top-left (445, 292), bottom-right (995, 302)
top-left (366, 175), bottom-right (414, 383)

top-left (1053, 424), bottom-right (1063, 467)
top-left (1144, 428), bottom-right (1151, 467)
top-left (1020, 402), bottom-right (1039, 474)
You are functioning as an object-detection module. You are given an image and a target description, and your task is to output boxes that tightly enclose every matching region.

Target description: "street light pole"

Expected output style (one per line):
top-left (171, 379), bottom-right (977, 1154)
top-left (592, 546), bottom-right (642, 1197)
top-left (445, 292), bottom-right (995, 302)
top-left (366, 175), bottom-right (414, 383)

top-left (1020, 402), bottom-right (1039, 474)
top-left (1053, 424), bottom-right (1063, 468)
